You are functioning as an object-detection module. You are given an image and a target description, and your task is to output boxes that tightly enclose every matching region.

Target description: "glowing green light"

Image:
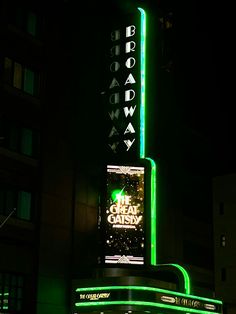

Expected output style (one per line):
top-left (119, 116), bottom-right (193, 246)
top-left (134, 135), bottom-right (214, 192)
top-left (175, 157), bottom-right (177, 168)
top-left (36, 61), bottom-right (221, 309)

top-left (169, 264), bottom-right (191, 295)
top-left (135, 8), bottom-right (192, 297)
top-left (145, 157), bottom-right (157, 265)
top-left (75, 287), bottom-right (222, 314)
top-left (157, 264), bottom-right (191, 294)
top-left (111, 189), bottom-right (125, 202)
top-left (75, 286), bottom-right (222, 305)
top-left (137, 7), bottom-right (157, 267)
top-left (75, 300), bottom-right (221, 314)
top-left (138, 7), bottom-right (146, 159)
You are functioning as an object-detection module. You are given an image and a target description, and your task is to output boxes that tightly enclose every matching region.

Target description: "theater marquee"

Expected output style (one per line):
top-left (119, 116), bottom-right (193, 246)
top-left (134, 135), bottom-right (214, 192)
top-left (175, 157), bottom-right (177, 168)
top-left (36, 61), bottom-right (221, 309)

top-left (74, 285), bottom-right (223, 314)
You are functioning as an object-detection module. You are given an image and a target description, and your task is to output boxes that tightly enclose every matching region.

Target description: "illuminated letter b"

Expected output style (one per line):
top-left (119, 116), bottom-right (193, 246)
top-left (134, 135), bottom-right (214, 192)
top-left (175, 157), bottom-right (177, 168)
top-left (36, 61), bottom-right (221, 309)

top-left (111, 30), bottom-right (120, 41)
top-left (126, 25), bottom-right (136, 37)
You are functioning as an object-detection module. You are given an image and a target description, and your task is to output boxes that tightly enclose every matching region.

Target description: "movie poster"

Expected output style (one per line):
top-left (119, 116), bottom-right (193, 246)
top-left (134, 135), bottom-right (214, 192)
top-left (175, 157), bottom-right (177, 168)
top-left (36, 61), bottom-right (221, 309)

top-left (104, 165), bottom-right (145, 265)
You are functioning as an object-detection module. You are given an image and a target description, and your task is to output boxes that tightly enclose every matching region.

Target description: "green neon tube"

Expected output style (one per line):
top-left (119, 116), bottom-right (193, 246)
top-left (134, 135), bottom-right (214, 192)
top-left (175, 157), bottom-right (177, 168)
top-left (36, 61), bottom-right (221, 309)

top-left (75, 285), bottom-right (222, 304)
top-left (75, 300), bottom-right (221, 314)
top-left (168, 263), bottom-right (191, 295)
top-left (145, 157), bottom-right (157, 265)
top-left (137, 8), bottom-right (192, 298)
top-left (138, 7), bottom-right (146, 159)
top-left (137, 7), bottom-right (157, 267)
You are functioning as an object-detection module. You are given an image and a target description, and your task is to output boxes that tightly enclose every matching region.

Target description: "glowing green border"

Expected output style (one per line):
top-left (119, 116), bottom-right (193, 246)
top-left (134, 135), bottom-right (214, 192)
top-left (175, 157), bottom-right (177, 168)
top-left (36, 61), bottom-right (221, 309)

top-left (138, 6), bottom-right (146, 159)
top-left (75, 286), bottom-right (222, 314)
top-left (75, 301), bottom-right (221, 314)
top-left (138, 7), bottom-right (157, 267)
top-left (145, 157), bottom-right (157, 265)
top-left (137, 8), bottom-right (192, 296)
top-left (156, 263), bottom-right (191, 294)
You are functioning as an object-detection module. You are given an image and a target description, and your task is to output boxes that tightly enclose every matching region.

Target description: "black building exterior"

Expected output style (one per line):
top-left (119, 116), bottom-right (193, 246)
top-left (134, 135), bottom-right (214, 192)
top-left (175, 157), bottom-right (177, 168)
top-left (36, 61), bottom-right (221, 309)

top-left (0, 0), bottom-right (224, 313)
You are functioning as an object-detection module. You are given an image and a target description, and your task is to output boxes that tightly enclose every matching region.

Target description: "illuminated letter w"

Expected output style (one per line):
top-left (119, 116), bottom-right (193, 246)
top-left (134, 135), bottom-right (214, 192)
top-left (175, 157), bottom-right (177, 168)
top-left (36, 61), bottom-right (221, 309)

top-left (109, 109), bottom-right (120, 120)
top-left (123, 106), bottom-right (136, 117)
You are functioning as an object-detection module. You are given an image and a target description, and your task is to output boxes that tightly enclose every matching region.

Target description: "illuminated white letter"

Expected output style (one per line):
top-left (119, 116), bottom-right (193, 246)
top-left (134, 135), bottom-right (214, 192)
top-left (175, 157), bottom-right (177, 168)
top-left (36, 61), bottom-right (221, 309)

top-left (124, 73), bottom-right (136, 85)
top-left (109, 93), bottom-right (119, 104)
top-left (111, 30), bottom-right (120, 41)
top-left (109, 109), bottom-right (120, 120)
top-left (124, 139), bottom-right (135, 151)
top-left (109, 78), bottom-right (120, 89)
top-left (124, 123), bottom-right (135, 134)
top-left (126, 25), bottom-right (136, 37)
top-left (109, 142), bottom-right (119, 153)
top-left (125, 89), bottom-right (135, 102)
top-left (125, 57), bottom-right (136, 69)
top-left (110, 61), bottom-right (120, 72)
top-left (126, 41), bottom-right (136, 53)
top-left (110, 45), bottom-right (120, 57)
top-left (123, 106), bottom-right (136, 117)
top-left (109, 126), bottom-right (119, 137)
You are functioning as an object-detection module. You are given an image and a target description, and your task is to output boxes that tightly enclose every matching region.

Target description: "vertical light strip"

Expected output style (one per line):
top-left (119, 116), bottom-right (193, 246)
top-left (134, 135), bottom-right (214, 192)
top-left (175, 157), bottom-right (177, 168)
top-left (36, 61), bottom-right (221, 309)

top-left (145, 157), bottom-right (157, 265)
top-left (137, 8), bottom-right (191, 292)
top-left (138, 7), bottom-right (157, 266)
top-left (138, 7), bottom-right (146, 159)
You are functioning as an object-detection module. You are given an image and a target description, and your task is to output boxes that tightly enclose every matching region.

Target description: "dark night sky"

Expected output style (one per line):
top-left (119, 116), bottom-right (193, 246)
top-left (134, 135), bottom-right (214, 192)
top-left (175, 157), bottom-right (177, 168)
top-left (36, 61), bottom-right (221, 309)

top-left (201, 2), bottom-right (235, 175)
top-left (172, 0), bottom-right (235, 176)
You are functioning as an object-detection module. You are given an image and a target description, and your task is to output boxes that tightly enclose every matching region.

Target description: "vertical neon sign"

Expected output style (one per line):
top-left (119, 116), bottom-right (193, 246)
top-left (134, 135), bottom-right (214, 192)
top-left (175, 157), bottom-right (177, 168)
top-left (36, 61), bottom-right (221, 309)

top-left (137, 8), bottom-right (191, 294)
top-left (138, 7), bottom-right (157, 266)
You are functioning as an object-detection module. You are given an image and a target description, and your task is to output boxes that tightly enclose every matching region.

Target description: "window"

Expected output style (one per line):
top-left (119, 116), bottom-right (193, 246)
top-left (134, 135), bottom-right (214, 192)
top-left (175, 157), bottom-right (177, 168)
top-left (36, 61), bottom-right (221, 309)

top-left (3, 57), bottom-right (40, 97)
top-left (27, 11), bottom-right (37, 36)
top-left (17, 191), bottom-right (31, 220)
top-left (21, 128), bottom-right (33, 156)
top-left (0, 273), bottom-right (24, 312)
top-left (0, 117), bottom-right (40, 158)
top-left (8, 5), bottom-right (43, 38)
top-left (13, 62), bottom-right (22, 89)
top-left (220, 234), bottom-right (226, 247)
top-left (8, 125), bottom-right (39, 158)
top-left (24, 68), bottom-right (34, 95)
top-left (3, 57), bottom-right (12, 84)
top-left (0, 187), bottom-right (33, 221)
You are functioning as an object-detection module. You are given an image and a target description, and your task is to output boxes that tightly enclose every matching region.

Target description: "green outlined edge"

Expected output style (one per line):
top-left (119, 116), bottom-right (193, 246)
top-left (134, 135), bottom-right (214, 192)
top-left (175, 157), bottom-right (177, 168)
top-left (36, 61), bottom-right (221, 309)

top-left (138, 6), bottom-right (157, 267)
top-left (138, 7), bottom-right (191, 295)
top-left (75, 285), bottom-right (222, 314)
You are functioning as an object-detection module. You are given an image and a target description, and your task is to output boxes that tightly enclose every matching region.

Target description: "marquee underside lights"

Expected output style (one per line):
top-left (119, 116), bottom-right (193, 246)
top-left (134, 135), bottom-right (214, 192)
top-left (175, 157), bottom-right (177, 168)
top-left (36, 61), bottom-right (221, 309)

top-left (75, 285), bottom-right (223, 314)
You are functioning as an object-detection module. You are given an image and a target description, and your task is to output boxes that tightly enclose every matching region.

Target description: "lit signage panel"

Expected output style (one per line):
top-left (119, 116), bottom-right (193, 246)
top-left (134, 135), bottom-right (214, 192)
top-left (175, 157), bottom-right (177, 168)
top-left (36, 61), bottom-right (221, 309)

top-left (75, 286), bottom-right (223, 314)
top-left (103, 165), bottom-right (145, 265)
top-left (103, 11), bottom-right (142, 162)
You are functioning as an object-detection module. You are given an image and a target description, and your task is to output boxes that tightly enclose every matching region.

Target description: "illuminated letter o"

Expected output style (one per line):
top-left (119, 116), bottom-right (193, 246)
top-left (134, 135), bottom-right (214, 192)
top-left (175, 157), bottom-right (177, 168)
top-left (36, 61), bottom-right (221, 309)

top-left (125, 57), bottom-right (136, 69)
top-left (110, 62), bottom-right (120, 72)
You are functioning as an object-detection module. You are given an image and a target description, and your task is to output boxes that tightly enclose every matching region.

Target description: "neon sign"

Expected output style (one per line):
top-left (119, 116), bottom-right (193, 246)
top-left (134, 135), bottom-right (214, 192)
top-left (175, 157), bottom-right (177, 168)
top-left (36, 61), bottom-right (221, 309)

top-left (75, 285), bottom-right (223, 314)
top-left (105, 14), bottom-right (141, 159)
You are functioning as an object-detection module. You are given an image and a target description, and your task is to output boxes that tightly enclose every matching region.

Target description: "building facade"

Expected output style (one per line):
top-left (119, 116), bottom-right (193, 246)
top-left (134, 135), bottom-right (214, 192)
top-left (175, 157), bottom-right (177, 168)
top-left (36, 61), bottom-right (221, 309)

top-left (0, 0), bottom-right (221, 313)
top-left (213, 173), bottom-right (236, 314)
